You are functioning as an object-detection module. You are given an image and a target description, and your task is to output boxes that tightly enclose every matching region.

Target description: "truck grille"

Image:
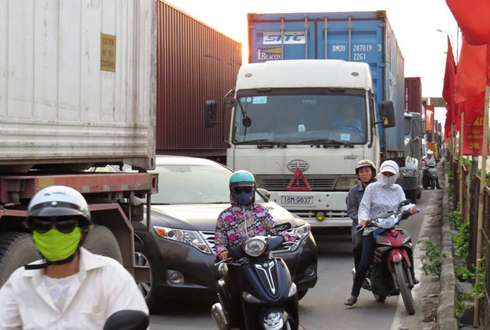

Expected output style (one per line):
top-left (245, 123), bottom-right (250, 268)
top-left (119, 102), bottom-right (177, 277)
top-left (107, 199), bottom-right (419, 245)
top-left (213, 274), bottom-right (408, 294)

top-left (256, 175), bottom-right (338, 191)
top-left (200, 230), bottom-right (293, 254)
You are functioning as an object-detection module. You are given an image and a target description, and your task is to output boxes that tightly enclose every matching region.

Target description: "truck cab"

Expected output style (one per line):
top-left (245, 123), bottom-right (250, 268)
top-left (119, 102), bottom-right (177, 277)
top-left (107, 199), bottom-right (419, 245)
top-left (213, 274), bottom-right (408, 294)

top-left (209, 60), bottom-right (394, 228)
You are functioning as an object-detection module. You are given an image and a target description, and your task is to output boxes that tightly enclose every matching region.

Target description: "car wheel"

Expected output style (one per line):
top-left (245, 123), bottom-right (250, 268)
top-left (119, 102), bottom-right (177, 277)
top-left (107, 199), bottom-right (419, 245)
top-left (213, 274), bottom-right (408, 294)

top-left (135, 241), bottom-right (157, 310)
top-left (297, 289), bottom-right (308, 300)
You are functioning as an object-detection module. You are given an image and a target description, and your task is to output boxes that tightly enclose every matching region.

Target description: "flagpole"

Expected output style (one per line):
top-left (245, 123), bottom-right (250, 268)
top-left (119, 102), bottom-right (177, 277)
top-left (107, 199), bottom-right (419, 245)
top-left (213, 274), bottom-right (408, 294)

top-left (460, 112), bottom-right (464, 213)
top-left (473, 85), bottom-right (489, 327)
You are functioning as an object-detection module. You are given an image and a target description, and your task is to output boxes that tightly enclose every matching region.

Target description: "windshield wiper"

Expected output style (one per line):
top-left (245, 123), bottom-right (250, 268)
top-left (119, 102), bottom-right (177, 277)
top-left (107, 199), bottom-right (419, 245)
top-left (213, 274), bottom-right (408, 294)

top-left (297, 139), bottom-right (354, 148)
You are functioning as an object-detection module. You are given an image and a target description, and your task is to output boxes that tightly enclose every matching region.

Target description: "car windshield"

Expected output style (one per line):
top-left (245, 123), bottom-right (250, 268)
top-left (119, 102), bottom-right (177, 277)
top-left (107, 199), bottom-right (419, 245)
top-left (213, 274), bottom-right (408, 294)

top-left (232, 92), bottom-right (367, 144)
top-left (150, 163), bottom-right (264, 205)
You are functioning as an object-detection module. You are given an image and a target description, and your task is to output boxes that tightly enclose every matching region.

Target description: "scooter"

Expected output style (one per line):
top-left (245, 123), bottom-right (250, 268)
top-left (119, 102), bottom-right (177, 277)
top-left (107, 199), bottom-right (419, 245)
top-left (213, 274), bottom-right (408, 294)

top-left (103, 310), bottom-right (149, 330)
top-left (211, 236), bottom-right (299, 330)
top-left (423, 163), bottom-right (438, 189)
top-left (353, 200), bottom-right (418, 315)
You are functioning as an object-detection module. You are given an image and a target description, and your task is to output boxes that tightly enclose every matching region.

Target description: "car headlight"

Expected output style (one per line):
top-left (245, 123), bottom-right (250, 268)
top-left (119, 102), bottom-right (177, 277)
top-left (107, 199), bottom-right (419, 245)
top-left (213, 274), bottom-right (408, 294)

top-left (401, 168), bottom-right (416, 176)
top-left (335, 175), bottom-right (358, 190)
top-left (287, 222), bottom-right (310, 240)
top-left (153, 226), bottom-right (213, 254)
top-left (244, 237), bottom-right (266, 257)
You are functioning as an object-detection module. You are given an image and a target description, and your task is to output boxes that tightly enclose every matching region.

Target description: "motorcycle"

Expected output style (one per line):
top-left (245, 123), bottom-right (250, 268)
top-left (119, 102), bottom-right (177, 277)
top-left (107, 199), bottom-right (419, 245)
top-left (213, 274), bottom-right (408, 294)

top-left (211, 236), bottom-right (299, 330)
top-left (103, 310), bottom-right (149, 330)
top-left (423, 163), bottom-right (438, 189)
top-left (353, 200), bottom-right (418, 315)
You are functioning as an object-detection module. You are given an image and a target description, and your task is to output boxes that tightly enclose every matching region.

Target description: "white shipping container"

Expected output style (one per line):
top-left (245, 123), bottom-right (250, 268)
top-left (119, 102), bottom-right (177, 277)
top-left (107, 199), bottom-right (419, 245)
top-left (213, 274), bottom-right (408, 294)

top-left (0, 0), bottom-right (156, 171)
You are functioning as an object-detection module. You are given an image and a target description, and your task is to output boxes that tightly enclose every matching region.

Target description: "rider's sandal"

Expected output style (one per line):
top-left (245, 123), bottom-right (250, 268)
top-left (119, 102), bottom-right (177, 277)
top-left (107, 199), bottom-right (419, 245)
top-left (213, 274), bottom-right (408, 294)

top-left (344, 296), bottom-right (358, 306)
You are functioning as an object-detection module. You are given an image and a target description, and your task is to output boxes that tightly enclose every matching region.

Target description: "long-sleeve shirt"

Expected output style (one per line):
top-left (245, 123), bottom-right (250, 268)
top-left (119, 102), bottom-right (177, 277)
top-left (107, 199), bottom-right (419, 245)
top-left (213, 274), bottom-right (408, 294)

top-left (358, 181), bottom-right (407, 235)
top-left (0, 248), bottom-right (148, 330)
top-left (423, 156), bottom-right (436, 167)
top-left (346, 183), bottom-right (365, 226)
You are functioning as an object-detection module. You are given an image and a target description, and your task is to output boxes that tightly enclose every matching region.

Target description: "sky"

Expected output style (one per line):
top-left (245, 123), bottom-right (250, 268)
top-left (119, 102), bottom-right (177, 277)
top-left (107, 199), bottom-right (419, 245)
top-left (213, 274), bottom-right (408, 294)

top-left (164, 0), bottom-right (458, 126)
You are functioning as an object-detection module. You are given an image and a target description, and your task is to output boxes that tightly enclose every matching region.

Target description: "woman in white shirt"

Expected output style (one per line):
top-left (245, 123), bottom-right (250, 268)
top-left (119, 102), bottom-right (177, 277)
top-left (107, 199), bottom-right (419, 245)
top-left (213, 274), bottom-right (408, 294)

top-left (344, 161), bottom-right (417, 306)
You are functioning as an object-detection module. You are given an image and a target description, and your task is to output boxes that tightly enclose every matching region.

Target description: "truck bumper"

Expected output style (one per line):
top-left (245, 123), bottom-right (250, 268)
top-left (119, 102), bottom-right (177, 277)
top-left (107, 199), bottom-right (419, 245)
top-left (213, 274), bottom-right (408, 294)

top-left (269, 191), bottom-right (350, 227)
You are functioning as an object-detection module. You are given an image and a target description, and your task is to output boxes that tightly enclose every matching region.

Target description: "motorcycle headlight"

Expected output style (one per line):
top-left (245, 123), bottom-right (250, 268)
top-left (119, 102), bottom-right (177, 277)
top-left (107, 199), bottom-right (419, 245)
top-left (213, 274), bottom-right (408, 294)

top-left (378, 215), bottom-right (396, 229)
top-left (335, 175), bottom-right (359, 190)
top-left (244, 237), bottom-right (267, 257)
top-left (153, 226), bottom-right (212, 254)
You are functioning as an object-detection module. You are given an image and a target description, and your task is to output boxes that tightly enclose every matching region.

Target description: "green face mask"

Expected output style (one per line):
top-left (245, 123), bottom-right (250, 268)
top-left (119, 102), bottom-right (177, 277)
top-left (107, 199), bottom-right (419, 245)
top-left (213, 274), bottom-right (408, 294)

top-left (32, 227), bottom-right (82, 262)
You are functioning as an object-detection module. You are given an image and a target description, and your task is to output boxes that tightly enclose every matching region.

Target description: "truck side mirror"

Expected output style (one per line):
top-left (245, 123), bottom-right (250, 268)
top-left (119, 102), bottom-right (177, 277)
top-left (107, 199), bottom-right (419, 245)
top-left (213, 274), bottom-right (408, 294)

top-left (378, 101), bottom-right (396, 128)
top-left (205, 100), bottom-right (218, 128)
top-left (421, 119), bottom-right (427, 134)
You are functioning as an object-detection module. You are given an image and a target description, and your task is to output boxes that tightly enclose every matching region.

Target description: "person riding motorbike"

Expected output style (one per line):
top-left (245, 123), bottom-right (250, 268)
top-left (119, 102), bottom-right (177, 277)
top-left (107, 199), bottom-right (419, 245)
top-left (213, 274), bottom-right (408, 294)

top-left (0, 185), bottom-right (148, 329)
top-left (214, 170), bottom-right (295, 330)
top-left (423, 150), bottom-right (441, 189)
top-left (344, 161), bottom-right (418, 306)
top-left (346, 159), bottom-right (376, 271)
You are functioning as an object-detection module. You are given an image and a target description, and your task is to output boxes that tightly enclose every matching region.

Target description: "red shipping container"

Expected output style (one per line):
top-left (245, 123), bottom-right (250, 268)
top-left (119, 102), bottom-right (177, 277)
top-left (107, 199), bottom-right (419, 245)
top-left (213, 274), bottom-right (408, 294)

top-left (404, 77), bottom-right (422, 113)
top-left (426, 108), bottom-right (434, 132)
top-left (156, 1), bottom-right (242, 159)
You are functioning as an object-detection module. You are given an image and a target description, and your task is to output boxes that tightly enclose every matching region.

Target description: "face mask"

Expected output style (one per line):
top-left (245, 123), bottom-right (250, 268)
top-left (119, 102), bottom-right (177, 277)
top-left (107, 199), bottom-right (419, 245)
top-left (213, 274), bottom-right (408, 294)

top-left (232, 191), bottom-right (254, 205)
top-left (379, 173), bottom-right (397, 187)
top-left (32, 227), bottom-right (81, 262)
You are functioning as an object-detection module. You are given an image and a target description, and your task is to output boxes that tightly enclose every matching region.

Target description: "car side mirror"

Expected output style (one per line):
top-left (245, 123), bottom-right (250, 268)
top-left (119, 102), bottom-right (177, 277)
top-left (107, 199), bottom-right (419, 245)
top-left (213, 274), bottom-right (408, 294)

top-left (205, 100), bottom-right (218, 128)
top-left (378, 101), bottom-right (396, 128)
top-left (257, 188), bottom-right (271, 201)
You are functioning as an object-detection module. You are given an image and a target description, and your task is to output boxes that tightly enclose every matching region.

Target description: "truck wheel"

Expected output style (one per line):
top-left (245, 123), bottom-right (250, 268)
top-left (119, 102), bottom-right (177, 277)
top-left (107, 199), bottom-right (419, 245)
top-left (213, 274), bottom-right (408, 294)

top-left (405, 190), bottom-right (417, 203)
top-left (83, 225), bottom-right (123, 264)
top-left (0, 232), bottom-right (41, 286)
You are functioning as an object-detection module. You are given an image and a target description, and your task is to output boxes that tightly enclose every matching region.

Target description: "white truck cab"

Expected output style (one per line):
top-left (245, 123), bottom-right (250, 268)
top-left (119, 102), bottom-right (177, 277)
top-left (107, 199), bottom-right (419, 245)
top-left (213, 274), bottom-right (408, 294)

top-left (206, 60), bottom-right (395, 228)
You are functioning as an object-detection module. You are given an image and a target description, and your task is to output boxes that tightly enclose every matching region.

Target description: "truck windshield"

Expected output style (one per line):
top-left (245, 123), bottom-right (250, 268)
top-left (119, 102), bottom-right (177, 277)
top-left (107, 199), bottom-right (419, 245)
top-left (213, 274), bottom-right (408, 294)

top-left (232, 93), bottom-right (368, 144)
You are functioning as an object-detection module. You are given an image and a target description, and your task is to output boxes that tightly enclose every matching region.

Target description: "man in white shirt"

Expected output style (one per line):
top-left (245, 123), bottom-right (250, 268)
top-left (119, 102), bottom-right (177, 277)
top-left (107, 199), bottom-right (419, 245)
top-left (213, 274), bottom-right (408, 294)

top-left (0, 186), bottom-right (148, 330)
top-left (422, 150), bottom-right (441, 189)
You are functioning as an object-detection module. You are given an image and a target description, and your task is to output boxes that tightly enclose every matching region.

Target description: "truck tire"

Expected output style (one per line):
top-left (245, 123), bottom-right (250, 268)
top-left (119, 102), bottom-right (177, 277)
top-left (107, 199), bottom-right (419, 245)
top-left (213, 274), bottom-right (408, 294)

top-left (0, 232), bottom-right (41, 286)
top-left (405, 189), bottom-right (417, 203)
top-left (83, 225), bottom-right (123, 264)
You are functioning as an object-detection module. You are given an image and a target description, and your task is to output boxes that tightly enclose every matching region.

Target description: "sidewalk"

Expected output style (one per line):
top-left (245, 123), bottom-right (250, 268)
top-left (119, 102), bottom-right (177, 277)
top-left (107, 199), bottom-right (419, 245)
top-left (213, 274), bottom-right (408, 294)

top-left (394, 159), bottom-right (458, 330)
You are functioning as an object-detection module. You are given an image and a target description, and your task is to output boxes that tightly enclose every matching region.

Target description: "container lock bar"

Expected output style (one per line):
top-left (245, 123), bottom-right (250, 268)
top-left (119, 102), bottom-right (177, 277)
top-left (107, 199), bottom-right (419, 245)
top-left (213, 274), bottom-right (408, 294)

top-left (348, 16), bottom-right (353, 61)
top-left (280, 17), bottom-right (285, 59)
top-left (323, 17), bottom-right (329, 59)
top-left (304, 17), bottom-right (309, 59)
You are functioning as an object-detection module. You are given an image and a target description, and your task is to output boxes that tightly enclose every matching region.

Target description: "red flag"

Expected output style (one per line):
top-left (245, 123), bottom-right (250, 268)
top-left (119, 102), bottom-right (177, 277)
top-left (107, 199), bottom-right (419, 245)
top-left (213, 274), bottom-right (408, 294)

top-left (446, 0), bottom-right (490, 45)
top-left (454, 36), bottom-right (488, 104)
top-left (441, 38), bottom-right (459, 132)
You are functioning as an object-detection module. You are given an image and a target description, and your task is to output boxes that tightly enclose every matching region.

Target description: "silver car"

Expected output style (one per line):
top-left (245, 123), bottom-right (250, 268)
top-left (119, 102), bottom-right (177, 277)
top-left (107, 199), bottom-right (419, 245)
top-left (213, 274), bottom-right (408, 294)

top-left (134, 156), bottom-right (318, 309)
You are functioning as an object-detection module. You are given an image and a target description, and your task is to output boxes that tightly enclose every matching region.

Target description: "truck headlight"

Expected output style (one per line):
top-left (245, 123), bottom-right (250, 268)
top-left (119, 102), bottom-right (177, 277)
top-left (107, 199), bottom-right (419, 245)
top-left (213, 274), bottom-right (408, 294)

top-left (335, 175), bottom-right (358, 190)
top-left (153, 226), bottom-right (212, 254)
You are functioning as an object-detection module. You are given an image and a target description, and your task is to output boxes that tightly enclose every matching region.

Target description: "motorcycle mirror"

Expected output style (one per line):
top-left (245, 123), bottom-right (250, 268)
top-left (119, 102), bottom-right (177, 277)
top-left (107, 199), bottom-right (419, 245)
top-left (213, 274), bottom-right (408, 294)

top-left (103, 310), bottom-right (149, 330)
top-left (398, 199), bottom-right (411, 210)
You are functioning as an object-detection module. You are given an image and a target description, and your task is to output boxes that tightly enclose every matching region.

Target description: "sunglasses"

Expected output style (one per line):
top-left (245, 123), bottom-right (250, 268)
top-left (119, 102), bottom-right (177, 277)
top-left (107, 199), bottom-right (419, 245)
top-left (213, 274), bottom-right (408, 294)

top-left (30, 217), bottom-right (79, 234)
top-left (233, 187), bottom-right (253, 194)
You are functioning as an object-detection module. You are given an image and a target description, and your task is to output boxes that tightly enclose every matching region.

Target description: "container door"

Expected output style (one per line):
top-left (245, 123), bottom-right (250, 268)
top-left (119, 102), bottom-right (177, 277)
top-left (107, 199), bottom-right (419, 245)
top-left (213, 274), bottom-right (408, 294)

top-left (249, 16), bottom-right (316, 62)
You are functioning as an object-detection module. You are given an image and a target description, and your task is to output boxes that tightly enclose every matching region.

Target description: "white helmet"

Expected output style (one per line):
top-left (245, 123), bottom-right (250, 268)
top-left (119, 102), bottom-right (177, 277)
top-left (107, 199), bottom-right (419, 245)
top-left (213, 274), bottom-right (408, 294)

top-left (427, 150), bottom-right (434, 155)
top-left (27, 185), bottom-right (91, 228)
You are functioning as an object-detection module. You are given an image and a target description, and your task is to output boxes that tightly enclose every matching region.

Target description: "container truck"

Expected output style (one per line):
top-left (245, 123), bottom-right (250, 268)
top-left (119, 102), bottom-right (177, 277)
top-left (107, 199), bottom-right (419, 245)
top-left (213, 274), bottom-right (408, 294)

top-left (401, 77), bottom-right (425, 202)
top-left (155, 1), bottom-right (242, 162)
top-left (0, 0), bottom-right (157, 285)
top-left (206, 11), bottom-right (404, 229)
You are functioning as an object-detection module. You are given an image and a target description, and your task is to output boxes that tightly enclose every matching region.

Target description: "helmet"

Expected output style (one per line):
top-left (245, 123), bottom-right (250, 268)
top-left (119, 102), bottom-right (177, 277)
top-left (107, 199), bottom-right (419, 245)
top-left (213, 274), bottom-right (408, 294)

top-left (27, 185), bottom-right (92, 230)
top-left (379, 160), bottom-right (399, 176)
top-left (355, 159), bottom-right (376, 179)
top-left (427, 150), bottom-right (434, 155)
top-left (230, 170), bottom-right (255, 190)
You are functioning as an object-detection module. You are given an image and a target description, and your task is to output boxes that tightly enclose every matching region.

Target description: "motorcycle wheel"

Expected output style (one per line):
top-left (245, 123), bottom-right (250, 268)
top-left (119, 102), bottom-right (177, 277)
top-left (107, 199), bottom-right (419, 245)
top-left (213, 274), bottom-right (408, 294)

top-left (393, 262), bottom-right (415, 315)
top-left (281, 319), bottom-right (293, 330)
top-left (373, 293), bottom-right (386, 302)
top-left (430, 179), bottom-right (436, 189)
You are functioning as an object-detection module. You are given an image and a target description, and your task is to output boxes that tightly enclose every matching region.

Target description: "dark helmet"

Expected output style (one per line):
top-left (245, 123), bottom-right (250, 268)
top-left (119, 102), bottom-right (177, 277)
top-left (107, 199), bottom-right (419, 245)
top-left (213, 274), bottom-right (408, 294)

top-left (229, 170), bottom-right (256, 190)
top-left (355, 159), bottom-right (376, 181)
top-left (27, 185), bottom-right (92, 231)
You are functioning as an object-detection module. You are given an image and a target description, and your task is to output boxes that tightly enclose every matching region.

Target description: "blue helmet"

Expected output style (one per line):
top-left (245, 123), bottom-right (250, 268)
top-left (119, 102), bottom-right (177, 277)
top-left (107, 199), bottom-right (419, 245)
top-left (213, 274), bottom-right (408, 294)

top-left (229, 170), bottom-right (255, 190)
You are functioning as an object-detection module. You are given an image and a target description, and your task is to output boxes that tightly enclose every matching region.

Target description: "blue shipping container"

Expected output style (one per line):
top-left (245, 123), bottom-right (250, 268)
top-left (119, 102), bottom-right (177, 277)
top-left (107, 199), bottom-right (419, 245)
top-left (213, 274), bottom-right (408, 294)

top-left (248, 11), bottom-right (405, 153)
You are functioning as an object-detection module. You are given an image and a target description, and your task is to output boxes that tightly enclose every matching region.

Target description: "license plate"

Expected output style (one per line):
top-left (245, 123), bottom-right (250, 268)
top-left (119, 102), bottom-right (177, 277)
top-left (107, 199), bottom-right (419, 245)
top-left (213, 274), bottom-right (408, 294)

top-left (281, 196), bottom-right (314, 204)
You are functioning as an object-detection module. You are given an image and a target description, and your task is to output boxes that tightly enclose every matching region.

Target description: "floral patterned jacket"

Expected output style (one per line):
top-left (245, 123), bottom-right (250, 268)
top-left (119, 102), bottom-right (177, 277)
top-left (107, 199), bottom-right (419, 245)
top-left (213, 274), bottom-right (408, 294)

top-left (214, 202), bottom-right (294, 258)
